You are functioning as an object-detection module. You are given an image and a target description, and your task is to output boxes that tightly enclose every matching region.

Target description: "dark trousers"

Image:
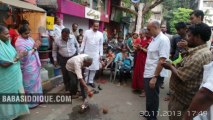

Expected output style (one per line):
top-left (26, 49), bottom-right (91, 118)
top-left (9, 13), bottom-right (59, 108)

top-left (57, 54), bottom-right (72, 91)
top-left (68, 71), bottom-right (87, 99)
top-left (144, 76), bottom-right (164, 120)
top-left (119, 68), bottom-right (130, 83)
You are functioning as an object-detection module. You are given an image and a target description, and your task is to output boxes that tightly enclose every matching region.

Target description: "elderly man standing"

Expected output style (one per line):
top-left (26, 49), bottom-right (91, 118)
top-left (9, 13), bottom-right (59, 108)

top-left (81, 21), bottom-right (103, 88)
top-left (52, 28), bottom-right (79, 92)
top-left (143, 21), bottom-right (170, 120)
top-left (162, 23), bottom-right (213, 120)
top-left (66, 54), bottom-right (93, 110)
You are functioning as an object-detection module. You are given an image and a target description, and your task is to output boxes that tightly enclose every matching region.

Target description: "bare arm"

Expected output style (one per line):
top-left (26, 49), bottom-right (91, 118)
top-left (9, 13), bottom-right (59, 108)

top-left (154, 57), bottom-right (167, 76)
top-left (149, 57), bottom-right (167, 89)
top-left (0, 60), bottom-right (13, 67)
top-left (0, 51), bottom-right (27, 67)
top-left (183, 87), bottom-right (213, 120)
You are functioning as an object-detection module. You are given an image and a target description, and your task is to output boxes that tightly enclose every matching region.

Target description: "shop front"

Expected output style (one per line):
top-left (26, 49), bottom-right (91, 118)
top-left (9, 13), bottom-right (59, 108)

top-left (0, 0), bottom-right (46, 40)
top-left (57, 0), bottom-right (111, 32)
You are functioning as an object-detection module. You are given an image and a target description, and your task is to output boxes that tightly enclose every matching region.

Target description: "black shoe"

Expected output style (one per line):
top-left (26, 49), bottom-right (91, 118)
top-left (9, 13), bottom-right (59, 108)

top-left (88, 83), bottom-right (96, 88)
top-left (98, 85), bottom-right (102, 90)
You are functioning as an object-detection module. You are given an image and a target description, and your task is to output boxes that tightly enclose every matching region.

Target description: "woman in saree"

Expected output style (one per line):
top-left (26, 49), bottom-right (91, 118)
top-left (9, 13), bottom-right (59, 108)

top-left (0, 25), bottom-right (29, 119)
top-left (132, 29), bottom-right (152, 97)
top-left (15, 24), bottom-right (42, 108)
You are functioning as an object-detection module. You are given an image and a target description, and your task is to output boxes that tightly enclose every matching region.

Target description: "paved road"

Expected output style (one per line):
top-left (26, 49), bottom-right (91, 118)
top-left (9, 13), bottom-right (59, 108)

top-left (18, 74), bottom-right (170, 120)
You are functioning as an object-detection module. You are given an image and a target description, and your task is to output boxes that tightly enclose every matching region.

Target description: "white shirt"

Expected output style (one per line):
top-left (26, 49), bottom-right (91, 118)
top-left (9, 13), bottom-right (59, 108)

top-left (144, 32), bottom-right (170, 78)
top-left (193, 61), bottom-right (213, 120)
top-left (52, 35), bottom-right (79, 61)
top-left (66, 54), bottom-right (88, 79)
top-left (49, 24), bottom-right (65, 39)
top-left (81, 29), bottom-right (103, 70)
top-left (71, 30), bottom-right (79, 38)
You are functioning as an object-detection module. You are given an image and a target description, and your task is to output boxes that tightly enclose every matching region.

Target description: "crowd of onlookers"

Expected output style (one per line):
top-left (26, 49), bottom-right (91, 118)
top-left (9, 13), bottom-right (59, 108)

top-left (97, 9), bottom-right (213, 120)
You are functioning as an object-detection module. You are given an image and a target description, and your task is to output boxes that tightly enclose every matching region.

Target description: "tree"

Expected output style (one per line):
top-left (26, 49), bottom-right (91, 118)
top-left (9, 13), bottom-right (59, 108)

top-left (169, 8), bottom-right (193, 34)
top-left (162, 0), bottom-right (198, 33)
top-left (133, 0), bottom-right (164, 32)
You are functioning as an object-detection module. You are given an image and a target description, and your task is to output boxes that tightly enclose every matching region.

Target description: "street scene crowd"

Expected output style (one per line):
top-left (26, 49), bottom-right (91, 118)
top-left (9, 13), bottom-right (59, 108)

top-left (0, 8), bottom-right (213, 120)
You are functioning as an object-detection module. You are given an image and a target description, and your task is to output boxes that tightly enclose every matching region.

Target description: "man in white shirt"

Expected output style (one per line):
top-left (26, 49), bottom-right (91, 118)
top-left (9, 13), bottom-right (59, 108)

top-left (81, 21), bottom-right (103, 88)
top-left (143, 20), bottom-right (170, 120)
top-left (66, 54), bottom-right (93, 109)
top-left (52, 28), bottom-right (79, 91)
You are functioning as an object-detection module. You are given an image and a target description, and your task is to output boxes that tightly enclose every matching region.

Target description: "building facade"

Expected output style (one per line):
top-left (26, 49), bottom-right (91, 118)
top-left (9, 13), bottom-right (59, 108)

top-left (198, 0), bottom-right (213, 27)
top-left (38, 0), bottom-right (111, 32)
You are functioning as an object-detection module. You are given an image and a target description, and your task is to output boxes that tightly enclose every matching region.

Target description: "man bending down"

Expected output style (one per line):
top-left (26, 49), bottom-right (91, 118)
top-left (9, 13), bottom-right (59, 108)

top-left (66, 54), bottom-right (93, 109)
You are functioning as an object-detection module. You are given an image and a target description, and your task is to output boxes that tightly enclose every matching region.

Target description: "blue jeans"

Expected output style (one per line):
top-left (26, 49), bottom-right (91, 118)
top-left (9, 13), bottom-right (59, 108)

top-left (144, 76), bottom-right (164, 120)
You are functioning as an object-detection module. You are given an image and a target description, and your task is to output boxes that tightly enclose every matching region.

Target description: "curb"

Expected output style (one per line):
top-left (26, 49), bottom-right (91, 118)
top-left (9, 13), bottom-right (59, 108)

top-left (42, 75), bottom-right (63, 93)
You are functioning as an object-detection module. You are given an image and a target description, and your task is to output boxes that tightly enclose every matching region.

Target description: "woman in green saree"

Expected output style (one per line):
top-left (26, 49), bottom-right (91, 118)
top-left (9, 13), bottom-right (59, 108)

top-left (0, 25), bottom-right (29, 120)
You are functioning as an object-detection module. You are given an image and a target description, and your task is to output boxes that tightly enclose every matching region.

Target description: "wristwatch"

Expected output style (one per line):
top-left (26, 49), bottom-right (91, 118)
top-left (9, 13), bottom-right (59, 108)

top-left (33, 47), bottom-right (37, 51)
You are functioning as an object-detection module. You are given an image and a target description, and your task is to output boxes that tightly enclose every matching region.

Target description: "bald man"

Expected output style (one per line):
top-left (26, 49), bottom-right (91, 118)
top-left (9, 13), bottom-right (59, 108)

top-left (143, 21), bottom-right (170, 120)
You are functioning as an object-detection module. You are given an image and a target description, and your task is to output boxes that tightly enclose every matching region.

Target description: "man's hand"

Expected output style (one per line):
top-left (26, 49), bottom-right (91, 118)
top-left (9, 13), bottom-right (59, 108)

top-left (86, 87), bottom-right (94, 98)
top-left (54, 61), bottom-right (58, 67)
top-left (149, 77), bottom-right (157, 89)
top-left (177, 40), bottom-right (188, 49)
top-left (162, 61), bottom-right (173, 70)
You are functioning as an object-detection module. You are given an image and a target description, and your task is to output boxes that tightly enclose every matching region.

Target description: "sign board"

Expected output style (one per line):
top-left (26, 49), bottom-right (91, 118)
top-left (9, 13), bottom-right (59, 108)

top-left (85, 7), bottom-right (101, 21)
top-left (46, 16), bottom-right (54, 30)
top-left (131, 0), bottom-right (140, 3)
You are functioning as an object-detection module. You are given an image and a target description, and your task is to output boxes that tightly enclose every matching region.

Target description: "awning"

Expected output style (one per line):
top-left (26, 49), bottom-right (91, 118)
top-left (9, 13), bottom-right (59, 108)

top-left (0, 0), bottom-right (45, 12)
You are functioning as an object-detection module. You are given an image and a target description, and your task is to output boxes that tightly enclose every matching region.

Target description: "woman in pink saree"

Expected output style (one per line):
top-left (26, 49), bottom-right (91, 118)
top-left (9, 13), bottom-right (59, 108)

top-left (15, 24), bottom-right (42, 108)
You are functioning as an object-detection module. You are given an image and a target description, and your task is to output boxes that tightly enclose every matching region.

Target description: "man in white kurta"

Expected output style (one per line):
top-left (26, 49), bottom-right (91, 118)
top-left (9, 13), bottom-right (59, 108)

top-left (81, 21), bottom-right (103, 88)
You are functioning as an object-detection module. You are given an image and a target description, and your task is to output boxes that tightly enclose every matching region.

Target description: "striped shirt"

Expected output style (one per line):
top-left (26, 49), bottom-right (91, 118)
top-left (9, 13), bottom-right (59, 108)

top-left (52, 35), bottom-right (79, 61)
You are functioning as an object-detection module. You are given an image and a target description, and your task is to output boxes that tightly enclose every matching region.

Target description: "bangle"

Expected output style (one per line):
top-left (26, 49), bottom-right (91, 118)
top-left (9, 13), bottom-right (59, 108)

top-left (15, 56), bottom-right (20, 60)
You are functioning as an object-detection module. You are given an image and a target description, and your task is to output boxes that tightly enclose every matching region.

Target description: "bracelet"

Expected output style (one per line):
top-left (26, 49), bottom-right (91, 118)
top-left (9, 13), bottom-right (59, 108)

top-left (15, 56), bottom-right (20, 60)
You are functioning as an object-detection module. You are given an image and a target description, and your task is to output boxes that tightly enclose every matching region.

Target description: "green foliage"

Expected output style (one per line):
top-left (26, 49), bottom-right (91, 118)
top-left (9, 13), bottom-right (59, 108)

top-left (162, 0), bottom-right (196, 33)
top-left (122, 0), bottom-right (132, 8)
top-left (169, 8), bottom-right (192, 34)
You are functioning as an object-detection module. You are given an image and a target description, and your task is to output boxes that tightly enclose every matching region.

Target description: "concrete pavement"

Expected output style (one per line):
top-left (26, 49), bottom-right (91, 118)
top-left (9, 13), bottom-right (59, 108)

top-left (18, 74), bottom-right (170, 120)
